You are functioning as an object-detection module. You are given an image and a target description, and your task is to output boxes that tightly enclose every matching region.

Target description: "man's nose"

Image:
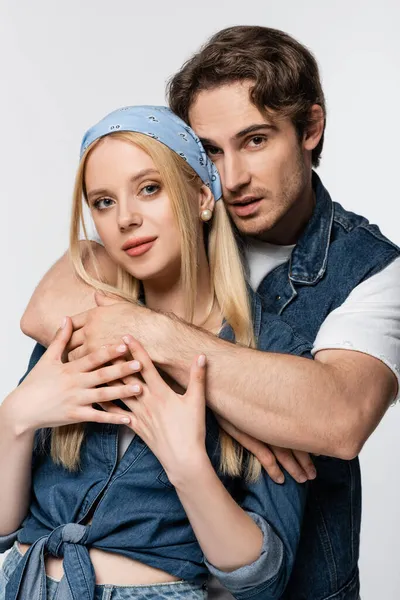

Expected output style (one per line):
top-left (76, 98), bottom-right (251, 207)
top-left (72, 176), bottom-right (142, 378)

top-left (221, 152), bottom-right (251, 193)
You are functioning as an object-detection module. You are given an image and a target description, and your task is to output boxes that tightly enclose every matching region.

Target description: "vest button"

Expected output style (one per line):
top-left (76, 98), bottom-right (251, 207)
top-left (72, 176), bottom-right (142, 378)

top-left (276, 295), bottom-right (281, 301)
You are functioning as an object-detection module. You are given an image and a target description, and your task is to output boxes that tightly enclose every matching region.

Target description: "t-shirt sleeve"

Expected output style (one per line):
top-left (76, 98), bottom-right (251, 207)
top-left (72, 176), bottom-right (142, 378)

top-left (312, 257), bottom-right (400, 401)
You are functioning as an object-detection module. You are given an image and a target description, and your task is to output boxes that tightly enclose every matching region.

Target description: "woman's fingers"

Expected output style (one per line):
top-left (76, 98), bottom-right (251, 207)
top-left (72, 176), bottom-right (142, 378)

top-left (82, 406), bottom-right (132, 426)
top-left (73, 343), bottom-right (130, 373)
top-left (83, 359), bottom-right (142, 388)
top-left (97, 402), bottom-right (139, 430)
top-left (84, 382), bottom-right (142, 404)
top-left (45, 317), bottom-right (73, 362)
top-left (186, 355), bottom-right (207, 399)
top-left (122, 335), bottom-right (163, 388)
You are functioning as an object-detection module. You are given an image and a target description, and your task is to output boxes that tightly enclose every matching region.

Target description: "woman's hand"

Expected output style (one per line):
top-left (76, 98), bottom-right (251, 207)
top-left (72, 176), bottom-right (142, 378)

top-left (2, 317), bottom-right (142, 435)
top-left (100, 334), bottom-right (208, 481)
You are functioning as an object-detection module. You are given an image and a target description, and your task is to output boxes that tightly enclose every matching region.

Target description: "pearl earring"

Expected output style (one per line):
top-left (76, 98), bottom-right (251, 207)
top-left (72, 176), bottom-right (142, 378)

top-left (200, 209), bottom-right (213, 222)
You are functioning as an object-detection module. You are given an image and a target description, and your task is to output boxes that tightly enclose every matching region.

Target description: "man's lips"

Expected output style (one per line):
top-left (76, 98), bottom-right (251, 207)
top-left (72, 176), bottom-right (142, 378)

top-left (123, 236), bottom-right (157, 257)
top-left (230, 197), bottom-right (263, 217)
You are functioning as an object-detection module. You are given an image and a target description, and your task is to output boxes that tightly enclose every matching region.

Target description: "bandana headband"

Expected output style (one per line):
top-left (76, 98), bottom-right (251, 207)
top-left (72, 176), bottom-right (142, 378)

top-left (80, 105), bottom-right (222, 201)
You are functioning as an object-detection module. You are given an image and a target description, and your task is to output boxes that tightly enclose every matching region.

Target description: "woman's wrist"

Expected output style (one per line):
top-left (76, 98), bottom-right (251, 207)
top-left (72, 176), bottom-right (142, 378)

top-left (164, 447), bottom-right (211, 490)
top-left (0, 392), bottom-right (35, 438)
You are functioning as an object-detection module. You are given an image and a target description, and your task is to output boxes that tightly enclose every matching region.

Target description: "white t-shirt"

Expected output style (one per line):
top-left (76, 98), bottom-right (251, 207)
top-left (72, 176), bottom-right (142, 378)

top-left (86, 224), bottom-right (400, 459)
top-left (244, 238), bottom-right (400, 401)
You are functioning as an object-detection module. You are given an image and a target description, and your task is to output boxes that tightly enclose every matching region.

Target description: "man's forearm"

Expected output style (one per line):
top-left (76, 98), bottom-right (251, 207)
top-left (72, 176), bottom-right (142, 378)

top-left (150, 314), bottom-right (394, 459)
top-left (21, 242), bottom-right (115, 347)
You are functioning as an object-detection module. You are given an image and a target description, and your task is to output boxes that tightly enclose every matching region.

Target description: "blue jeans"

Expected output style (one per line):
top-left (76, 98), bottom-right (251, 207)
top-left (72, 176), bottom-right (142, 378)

top-left (0, 544), bottom-right (207, 599)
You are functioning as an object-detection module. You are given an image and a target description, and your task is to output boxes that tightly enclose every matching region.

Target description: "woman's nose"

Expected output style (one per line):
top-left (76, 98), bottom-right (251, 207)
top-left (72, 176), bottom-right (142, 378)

top-left (118, 208), bottom-right (143, 232)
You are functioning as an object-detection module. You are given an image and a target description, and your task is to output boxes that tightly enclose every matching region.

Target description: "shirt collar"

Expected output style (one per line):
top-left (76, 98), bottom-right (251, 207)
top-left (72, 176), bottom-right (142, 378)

top-left (289, 171), bottom-right (334, 285)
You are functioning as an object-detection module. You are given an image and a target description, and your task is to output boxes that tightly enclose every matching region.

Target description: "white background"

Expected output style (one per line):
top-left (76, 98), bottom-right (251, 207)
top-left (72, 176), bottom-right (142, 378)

top-left (1, 1), bottom-right (399, 597)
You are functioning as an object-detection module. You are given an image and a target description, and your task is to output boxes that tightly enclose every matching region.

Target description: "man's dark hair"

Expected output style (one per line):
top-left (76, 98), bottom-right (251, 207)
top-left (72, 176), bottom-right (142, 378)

top-left (167, 26), bottom-right (326, 167)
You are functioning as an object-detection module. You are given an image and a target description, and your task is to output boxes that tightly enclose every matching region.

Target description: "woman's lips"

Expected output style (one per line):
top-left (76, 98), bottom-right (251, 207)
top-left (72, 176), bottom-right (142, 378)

top-left (125, 239), bottom-right (156, 257)
top-left (231, 198), bottom-right (263, 217)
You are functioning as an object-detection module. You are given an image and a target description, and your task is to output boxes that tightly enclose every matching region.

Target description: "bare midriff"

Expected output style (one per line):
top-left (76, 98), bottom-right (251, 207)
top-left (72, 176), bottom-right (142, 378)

top-left (17, 523), bottom-right (180, 585)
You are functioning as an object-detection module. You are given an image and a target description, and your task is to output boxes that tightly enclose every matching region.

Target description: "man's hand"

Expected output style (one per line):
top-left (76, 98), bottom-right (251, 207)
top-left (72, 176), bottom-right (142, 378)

top-left (67, 292), bottom-right (146, 361)
top-left (217, 416), bottom-right (316, 484)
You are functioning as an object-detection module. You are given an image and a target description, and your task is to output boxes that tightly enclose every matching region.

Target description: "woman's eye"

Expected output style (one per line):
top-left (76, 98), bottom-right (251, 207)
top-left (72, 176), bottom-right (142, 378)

top-left (141, 184), bottom-right (160, 196)
top-left (93, 197), bottom-right (115, 210)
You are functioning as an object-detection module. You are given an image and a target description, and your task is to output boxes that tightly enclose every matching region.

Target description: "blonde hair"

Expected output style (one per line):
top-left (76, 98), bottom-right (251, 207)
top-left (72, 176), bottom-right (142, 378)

top-left (51, 131), bottom-right (261, 481)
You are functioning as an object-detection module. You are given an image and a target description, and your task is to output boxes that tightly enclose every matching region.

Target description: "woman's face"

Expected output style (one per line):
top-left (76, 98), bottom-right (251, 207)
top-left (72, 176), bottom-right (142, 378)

top-left (85, 136), bottom-right (183, 284)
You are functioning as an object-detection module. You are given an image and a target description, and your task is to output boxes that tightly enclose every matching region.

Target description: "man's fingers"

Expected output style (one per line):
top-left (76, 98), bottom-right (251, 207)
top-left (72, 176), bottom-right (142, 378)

top-left (68, 346), bottom-right (87, 363)
top-left (292, 450), bottom-right (317, 480)
top-left (216, 416), bottom-right (285, 484)
top-left (67, 328), bottom-right (85, 353)
top-left (70, 311), bottom-right (88, 331)
top-left (46, 317), bottom-right (73, 362)
top-left (95, 291), bottom-right (123, 306)
top-left (269, 446), bottom-right (309, 484)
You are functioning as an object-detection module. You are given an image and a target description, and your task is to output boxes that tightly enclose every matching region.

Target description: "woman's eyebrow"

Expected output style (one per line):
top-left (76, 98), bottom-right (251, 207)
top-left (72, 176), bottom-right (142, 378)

top-left (87, 169), bottom-right (160, 201)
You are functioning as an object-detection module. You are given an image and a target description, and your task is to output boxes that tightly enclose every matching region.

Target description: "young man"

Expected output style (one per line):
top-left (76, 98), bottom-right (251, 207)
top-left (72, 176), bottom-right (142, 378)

top-left (20, 26), bottom-right (399, 599)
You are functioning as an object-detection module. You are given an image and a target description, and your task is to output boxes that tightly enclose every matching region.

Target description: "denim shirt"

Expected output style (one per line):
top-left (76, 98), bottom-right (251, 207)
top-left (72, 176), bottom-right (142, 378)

top-left (256, 173), bottom-right (399, 600)
top-left (1, 292), bottom-right (312, 600)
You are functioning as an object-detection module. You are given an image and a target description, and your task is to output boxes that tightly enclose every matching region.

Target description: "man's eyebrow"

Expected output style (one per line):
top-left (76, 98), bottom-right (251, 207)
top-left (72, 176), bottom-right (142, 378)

top-left (199, 124), bottom-right (276, 147)
top-left (87, 169), bottom-right (159, 200)
top-left (234, 123), bottom-right (276, 139)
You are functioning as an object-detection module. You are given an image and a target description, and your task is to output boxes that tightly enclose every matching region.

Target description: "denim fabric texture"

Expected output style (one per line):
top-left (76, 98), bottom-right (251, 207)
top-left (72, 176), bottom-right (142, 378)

top-left (2, 173), bottom-right (398, 600)
top-left (1, 293), bottom-right (312, 600)
top-left (262, 172), bottom-right (399, 600)
top-left (0, 544), bottom-right (207, 600)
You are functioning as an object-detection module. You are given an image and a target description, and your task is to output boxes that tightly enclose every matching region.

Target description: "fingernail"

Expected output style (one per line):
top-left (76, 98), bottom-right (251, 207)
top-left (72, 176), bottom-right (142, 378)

top-left (61, 317), bottom-right (67, 329)
top-left (299, 475), bottom-right (308, 483)
top-left (308, 468), bottom-right (317, 479)
top-left (122, 335), bottom-right (132, 345)
top-left (277, 475), bottom-right (285, 484)
top-left (130, 384), bottom-right (141, 393)
top-left (121, 417), bottom-right (130, 424)
top-left (116, 344), bottom-right (127, 353)
top-left (197, 354), bottom-right (206, 367)
top-left (129, 361), bottom-right (141, 371)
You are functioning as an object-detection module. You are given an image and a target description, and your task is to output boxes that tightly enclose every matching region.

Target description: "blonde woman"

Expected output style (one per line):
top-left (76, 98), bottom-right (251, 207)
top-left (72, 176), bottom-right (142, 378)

top-left (0, 107), bottom-right (310, 600)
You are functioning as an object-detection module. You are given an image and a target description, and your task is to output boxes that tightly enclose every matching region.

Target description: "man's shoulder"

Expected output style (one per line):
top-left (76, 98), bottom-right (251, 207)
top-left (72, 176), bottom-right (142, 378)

top-left (331, 200), bottom-right (400, 253)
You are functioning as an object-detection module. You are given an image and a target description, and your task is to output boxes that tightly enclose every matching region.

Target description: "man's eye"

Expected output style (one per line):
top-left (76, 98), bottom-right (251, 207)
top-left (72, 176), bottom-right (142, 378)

top-left (248, 136), bottom-right (267, 147)
top-left (205, 145), bottom-right (221, 157)
top-left (93, 198), bottom-right (114, 210)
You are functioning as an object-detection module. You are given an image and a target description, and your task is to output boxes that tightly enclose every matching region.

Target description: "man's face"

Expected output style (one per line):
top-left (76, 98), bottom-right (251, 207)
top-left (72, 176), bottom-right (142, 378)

top-left (189, 81), bottom-right (311, 243)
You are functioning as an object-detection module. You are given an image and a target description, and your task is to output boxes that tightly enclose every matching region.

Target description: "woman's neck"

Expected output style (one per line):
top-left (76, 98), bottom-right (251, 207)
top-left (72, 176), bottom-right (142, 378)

top-left (142, 255), bottom-right (221, 331)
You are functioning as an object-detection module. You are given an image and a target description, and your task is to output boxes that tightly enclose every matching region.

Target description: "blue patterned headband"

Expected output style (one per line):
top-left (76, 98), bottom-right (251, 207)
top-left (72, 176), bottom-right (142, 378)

top-left (80, 105), bottom-right (222, 201)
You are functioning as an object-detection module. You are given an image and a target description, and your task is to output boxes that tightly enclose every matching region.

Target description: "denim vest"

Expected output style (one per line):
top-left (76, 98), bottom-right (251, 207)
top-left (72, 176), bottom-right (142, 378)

top-left (2, 293), bottom-right (313, 600)
top-left (257, 173), bottom-right (399, 600)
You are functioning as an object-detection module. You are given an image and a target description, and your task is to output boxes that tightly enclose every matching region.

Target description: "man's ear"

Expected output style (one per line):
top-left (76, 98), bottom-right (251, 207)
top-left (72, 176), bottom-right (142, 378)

top-left (303, 104), bottom-right (325, 151)
top-left (198, 184), bottom-right (215, 216)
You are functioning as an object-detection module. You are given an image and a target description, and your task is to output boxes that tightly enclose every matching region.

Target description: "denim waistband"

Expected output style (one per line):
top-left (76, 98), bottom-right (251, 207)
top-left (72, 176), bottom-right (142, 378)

top-left (1, 543), bottom-right (207, 600)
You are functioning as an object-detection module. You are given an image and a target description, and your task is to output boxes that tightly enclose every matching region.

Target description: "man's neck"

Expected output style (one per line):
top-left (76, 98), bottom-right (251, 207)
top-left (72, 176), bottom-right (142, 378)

top-left (259, 184), bottom-right (315, 246)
